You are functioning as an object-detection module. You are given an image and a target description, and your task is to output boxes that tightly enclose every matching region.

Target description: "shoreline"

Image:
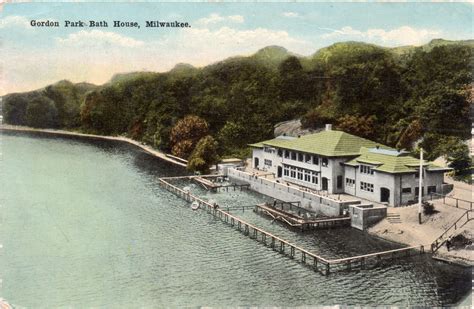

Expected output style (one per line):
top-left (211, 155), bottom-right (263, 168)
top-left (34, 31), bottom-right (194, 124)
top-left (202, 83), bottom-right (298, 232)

top-left (3, 124), bottom-right (472, 270)
top-left (0, 124), bottom-right (188, 168)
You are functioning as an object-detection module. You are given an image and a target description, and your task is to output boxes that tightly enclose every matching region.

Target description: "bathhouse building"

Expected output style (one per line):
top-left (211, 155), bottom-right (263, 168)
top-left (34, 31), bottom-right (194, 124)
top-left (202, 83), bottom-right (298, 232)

top-left (249, 126), bottom-right (450, 207)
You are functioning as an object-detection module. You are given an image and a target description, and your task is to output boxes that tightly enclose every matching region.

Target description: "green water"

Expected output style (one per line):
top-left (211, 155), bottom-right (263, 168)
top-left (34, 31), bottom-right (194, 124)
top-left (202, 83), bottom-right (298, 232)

top-left (0, 131), bottom-right (471, 307)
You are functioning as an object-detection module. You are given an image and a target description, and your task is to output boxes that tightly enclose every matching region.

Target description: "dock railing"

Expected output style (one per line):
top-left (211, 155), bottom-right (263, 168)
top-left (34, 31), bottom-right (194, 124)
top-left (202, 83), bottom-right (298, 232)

top-left (430, 210), bottom-right (472, 253)
top-left (159, 176), bottom-right (425, 275)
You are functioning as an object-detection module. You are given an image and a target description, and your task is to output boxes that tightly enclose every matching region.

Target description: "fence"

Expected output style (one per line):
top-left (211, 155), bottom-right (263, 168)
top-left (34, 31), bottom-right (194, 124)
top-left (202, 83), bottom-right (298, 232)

top-left (429, 192), bottom-right (473, 210)
top-left (431, 210), bottom-right (473, 253)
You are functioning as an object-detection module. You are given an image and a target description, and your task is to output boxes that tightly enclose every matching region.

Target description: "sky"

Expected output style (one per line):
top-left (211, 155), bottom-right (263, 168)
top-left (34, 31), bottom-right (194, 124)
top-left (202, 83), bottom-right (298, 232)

top-left (0, 2), bottom-right (472, 95)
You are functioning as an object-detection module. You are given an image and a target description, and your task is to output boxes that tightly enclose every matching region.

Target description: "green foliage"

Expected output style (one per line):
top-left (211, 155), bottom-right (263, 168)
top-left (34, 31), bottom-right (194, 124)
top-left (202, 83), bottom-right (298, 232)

top-left (187, 135), bottom-right (220, 174)
top-left (3, 93), bottom-right (30, 125)
top-left (25, 96), bottom-right (58, 128)
top-left (444, 139), bottom-right (471, 174)
top-left (2, 40), bottom-right (471, 163)
top-left (4, 80), bottom-right (96, 128)
top-left (336, 114), bottom-right (376, 139)
top-left (420, 134), bottom-right (470, 175)
top-left (396, 119), bottom-right (423, 150)
top-left (170, 115), bottom-right (209, 159)
top-left (301, 105), bottom-right (336, 129)
top-left (422, 201), bottom-right (437, 215)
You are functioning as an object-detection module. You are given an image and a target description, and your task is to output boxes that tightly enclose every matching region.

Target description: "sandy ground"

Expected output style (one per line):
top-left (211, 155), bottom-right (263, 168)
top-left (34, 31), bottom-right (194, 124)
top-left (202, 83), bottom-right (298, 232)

top-left (0, 124), bottom-right (187, 168)
top-left (369, 177), bottom-right (473, 266)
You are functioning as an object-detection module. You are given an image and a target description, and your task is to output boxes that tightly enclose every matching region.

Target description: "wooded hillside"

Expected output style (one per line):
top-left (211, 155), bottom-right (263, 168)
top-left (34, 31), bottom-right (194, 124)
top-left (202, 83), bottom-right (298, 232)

top-left (3, 39), bottom-right (472, 174)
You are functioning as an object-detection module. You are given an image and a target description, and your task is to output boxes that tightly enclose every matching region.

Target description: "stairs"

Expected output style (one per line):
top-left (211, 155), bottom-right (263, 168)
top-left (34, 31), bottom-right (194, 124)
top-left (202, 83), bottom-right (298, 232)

top-left (386, 213), bottom-right (402, 224)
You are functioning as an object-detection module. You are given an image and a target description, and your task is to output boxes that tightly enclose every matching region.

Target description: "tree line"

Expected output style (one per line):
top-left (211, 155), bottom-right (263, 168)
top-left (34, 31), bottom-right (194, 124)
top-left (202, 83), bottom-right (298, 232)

top-left (3, 40), bottom-right (472, 175)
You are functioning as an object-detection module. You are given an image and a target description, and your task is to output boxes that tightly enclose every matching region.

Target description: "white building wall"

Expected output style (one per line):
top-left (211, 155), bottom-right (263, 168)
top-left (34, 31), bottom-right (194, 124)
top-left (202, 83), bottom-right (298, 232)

top-left (254, 146), bottom-right (447, 207)
top-left (330, 158), bottom-right (348, 194)
top-left (344, 165), bottom-right (357, 196)
top-left (396, 170), bottom-right (445, 205)
top-left (252, 148), bottom-right (263, 169)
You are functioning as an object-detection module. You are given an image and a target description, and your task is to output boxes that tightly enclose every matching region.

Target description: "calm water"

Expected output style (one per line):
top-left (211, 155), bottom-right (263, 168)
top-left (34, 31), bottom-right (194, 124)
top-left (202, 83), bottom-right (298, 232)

top-left (0, 131), bottom-right (471, 307)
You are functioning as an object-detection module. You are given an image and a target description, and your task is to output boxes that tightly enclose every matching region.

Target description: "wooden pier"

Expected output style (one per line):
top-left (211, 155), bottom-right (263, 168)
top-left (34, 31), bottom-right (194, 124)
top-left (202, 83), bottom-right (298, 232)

top-left (158, 177), bottom-right (425, 275)
top-left (255, 203), bottom-right (351, 231)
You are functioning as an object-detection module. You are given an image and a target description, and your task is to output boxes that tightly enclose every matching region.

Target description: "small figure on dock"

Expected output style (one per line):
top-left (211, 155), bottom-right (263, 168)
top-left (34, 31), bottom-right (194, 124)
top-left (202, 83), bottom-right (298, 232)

top-left (213, 202), bottom-right (219, 210)
top-left (446, 239), bottom-right (452, 252)
top-left (273, 199), bottom-right (277, 207)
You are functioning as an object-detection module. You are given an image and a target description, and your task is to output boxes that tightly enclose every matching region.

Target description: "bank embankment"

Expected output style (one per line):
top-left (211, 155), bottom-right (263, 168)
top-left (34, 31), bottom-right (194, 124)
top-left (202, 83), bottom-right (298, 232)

top-left (0, 124), bottom-right (187, 168)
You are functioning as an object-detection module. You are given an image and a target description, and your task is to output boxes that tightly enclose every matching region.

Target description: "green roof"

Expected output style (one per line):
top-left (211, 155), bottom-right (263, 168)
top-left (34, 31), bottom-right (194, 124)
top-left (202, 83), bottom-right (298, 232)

top-left (253, 130), bottom-right (389, 157)
top-left (248, 142), bottom-right (264, 148)
top-left (346, 147), bottom-right (450, 174)
top-left (249, 130), bottom-right (451, 174)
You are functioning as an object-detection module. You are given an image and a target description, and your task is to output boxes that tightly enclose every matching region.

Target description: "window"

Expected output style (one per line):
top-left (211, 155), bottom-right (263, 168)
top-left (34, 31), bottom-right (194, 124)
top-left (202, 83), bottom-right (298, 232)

top-left (402, 187), bottom-right (412, 194)
top-left (322, 158), bottom-right (328, 167)
top-left (304, 171), bottom-right (311, 182)
top-left (337, 176), bottom-right (343, 189)
top-left (298, 153), bottom-right (304, 162)
top-left (305, 155), bottom-right (312, 164)
top-left (360, 181), bottom-right (374, 192)
top-left (360, 165), bottom-right (374, 175)
top-left (415, 171), bottom-right (423, 178)
top-left (415, 187), bottom-right (424, 196)
top-left (264, 159), bottom-right (272, 166)
top-left (291, 152), bottom-right (297, 160)
top-left (345, 178), bottom-right (355, 187)
top-left (283, 165), bottom-right (318, 185)
top-left (427, 186), bottom-right (436, 194)
top-left (313, 156), bottom-right (319, 165)
top-left (264, 147), bottom-right (273, 153)
top-left (284, 150), bottom-right (290, 159)
top-left (277, 149), bottom-right (283, 157)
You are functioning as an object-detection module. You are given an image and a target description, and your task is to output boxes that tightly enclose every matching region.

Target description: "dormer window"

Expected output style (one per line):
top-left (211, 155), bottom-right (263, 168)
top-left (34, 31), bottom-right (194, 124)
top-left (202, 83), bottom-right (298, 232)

top-left (360, 165), bottom-right (374, 175)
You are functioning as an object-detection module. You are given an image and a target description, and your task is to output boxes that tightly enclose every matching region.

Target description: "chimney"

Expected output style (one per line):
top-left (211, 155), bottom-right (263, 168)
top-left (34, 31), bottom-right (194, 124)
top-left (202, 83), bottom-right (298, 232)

top-left (325, 124), bottom-right (332, 131)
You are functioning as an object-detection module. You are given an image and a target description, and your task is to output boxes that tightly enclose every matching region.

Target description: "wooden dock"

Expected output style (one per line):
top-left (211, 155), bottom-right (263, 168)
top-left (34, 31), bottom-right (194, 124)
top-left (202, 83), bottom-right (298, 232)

top-left (158, 177), bottom-right (425, 275)
top-left (255, 203), bottom-right (351, 231)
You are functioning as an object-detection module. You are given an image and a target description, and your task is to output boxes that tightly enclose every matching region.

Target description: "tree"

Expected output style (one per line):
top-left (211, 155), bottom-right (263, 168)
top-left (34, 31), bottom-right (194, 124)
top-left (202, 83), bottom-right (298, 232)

top-left (396, 119), bottom-right (423, 150)
top-left (443, 138), bottom-right (470, 175)
top-left (170, 115), bottom-right (209, 159)
top-left (278, 56), bottom-right (305, 101)
top-left (187, 135), bottom-right (220, 174)
top-left (336, 114), bottom-right (376, 139)
top-left (3, 94), bottom-right (30, 125)
top-left (25, 97), bottom-right (58, 128)
top-left (301, 105), bottom-right (336, 129)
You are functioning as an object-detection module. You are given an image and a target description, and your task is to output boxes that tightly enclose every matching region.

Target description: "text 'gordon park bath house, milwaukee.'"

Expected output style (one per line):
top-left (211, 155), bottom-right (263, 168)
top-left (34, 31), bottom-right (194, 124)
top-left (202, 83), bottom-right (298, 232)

top-left (249, 125), bottom-right (451, 207)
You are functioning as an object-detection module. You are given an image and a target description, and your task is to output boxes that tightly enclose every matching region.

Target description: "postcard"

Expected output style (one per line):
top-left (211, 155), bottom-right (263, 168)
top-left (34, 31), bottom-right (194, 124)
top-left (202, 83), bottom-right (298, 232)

top-left (0, 1), bottom-right (472, 307)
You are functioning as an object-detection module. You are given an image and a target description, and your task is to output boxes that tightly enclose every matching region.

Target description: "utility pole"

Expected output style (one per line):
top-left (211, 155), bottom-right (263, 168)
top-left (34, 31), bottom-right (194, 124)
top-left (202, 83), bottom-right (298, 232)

top-left (418, 148), bottom-right (423, 224)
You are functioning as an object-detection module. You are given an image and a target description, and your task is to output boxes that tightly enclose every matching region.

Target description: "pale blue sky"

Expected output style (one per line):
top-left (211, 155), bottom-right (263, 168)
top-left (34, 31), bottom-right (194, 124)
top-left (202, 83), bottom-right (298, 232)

top-left (1, 2), bottom-right (472, 95)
